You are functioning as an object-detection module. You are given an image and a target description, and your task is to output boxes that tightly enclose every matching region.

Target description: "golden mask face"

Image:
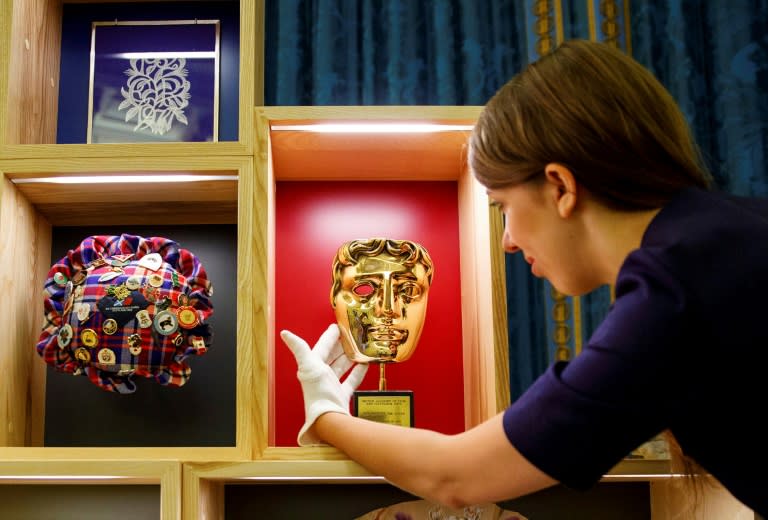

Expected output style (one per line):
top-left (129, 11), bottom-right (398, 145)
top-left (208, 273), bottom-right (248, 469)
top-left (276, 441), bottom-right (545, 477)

top-left (331, 238), bottom-right (433, 363)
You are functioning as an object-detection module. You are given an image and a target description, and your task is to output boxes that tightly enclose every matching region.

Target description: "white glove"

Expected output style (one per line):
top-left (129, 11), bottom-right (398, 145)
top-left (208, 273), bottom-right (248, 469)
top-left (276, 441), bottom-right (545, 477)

top-left (280, 323), bottom-right (369, 446)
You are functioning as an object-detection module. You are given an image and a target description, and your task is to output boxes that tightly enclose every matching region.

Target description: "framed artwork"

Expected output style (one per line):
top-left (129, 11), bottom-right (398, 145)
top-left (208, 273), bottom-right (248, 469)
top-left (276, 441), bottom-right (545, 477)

top-left (87, 20), bottom-right (220, 143)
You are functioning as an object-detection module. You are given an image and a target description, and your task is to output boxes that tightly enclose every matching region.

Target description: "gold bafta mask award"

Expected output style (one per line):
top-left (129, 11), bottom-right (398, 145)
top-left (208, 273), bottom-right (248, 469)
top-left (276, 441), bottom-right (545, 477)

top-left (330, 237), bottom-right (433, 427)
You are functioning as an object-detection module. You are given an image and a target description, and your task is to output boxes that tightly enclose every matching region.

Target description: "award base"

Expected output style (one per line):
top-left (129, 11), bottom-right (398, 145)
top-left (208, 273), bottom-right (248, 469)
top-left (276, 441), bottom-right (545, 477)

top-left (353, 390), bottom-right (414, 427)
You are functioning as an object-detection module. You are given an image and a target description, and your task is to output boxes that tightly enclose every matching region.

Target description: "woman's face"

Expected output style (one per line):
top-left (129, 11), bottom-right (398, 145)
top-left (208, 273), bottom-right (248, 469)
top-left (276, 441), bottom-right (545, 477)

top-left (487, 179), bottom-right (599, 296)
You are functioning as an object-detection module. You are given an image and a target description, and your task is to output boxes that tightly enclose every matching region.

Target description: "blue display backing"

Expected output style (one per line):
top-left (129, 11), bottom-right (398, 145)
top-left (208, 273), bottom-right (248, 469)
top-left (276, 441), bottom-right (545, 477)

top-left (56, 1), bottom-right (239, 143)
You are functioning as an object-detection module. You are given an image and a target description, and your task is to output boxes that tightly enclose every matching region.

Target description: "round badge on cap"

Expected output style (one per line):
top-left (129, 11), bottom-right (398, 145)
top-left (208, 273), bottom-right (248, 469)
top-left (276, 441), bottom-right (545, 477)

top-left (97, 348), bottom-right (116, 365)
top-left (177, 307), bottom-right (199, 329)
top-left (57, 324), bottom-right (73, 348)
top-left (74, 347), bottom-right (91, 364)
top-left (128, 333), bottom-right (143, 355)
top-left (148, 273), bottom-right (164, 288)
top-left (76, 302), bottom-right (91, 322)
top-left (154, 310), bottom-right (178, 335)
top-left (103, 319), bottom-right (118, 335)
top-left (125, 276), bottom-right (142, 290)
top-left (136, 309), bottom-right (152, 328)
top-left (53, 272), bottom-right (68, 286)
top-left (80, 328), bottom-right (99, 348)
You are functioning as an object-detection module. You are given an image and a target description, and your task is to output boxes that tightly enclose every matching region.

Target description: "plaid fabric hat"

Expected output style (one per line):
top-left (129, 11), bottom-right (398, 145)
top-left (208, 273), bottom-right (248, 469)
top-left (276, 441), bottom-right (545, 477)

top-left (37, 234), bottom-right (214, 393)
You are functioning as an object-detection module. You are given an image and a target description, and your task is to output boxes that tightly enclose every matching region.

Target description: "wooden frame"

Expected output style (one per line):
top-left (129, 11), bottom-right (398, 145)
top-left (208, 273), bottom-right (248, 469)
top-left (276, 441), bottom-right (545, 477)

top-left (0, 154), bottom-right (257, 461)
top-left (86, 19), bottom-right (222, 144)
top-left (183, 460), bottom-right (380, 520)
top-left (603, 460), bottom-right (756, 519)
top-left (253, 105), bottom-right (505, 458)
top-left (182, 459), bottom-right (689, 520)
top-left (0, 0), bottom-right (262, 156)
top-left (0, 0), bottom-right (754, 509)
top-left (0, 460), bottom-right (181, 519)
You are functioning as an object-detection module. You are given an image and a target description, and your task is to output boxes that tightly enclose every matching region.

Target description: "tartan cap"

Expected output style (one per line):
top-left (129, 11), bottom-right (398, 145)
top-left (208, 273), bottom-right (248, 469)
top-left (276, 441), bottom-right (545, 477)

top-left (37, 234), bottom-right (214, 393)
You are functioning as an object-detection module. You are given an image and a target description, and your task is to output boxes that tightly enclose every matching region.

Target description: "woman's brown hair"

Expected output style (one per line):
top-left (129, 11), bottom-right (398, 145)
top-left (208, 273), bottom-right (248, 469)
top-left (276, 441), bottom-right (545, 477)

top-left (469, 39), bottom-right (712, 210)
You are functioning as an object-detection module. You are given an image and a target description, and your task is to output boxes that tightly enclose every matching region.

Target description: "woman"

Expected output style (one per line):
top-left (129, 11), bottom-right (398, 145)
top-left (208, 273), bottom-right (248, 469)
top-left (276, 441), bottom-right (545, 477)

top-left (280, 39), bottom-right (768, 516)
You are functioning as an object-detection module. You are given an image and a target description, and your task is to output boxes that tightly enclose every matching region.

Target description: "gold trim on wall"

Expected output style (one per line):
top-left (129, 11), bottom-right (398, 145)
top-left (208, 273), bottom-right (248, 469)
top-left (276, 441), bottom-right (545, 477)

top-left (624, 0), bottom-right (633, 56)
top-left (599, 0), bottom-right (620, 47)
top-left (490, 205), bottom-right (511, 411)
top-left (573, 292), bottom-right (583, 355)
top-left (554, 0), bottom-right (565, 49)
top-left (533, 0), bottom-right (555, 56)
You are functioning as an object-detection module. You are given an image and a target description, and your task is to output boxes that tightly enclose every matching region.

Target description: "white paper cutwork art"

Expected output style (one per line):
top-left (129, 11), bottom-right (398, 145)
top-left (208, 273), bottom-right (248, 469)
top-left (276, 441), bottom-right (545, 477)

top-left (119, 58), bottom-right (191, 136)
top-left (87, 20), bottom-right (220, 143)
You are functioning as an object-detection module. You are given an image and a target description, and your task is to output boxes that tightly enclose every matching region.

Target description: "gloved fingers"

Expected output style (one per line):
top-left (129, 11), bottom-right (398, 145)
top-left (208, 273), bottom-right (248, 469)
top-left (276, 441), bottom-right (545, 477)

top-left (341, 362), bottom-right (369, 394)
top-left (329, 353), bottom-right (354, 378)
top-left (279, 329), bottom-right (312, 364)
top-left (327, 334), bottom-right (346, 360)
top-left (313, 323), bottom-right (341, 362)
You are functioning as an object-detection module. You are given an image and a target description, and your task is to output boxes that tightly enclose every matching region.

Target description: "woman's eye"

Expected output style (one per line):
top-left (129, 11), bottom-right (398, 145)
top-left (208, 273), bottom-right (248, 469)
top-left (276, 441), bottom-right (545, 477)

top-left (352, 282), bottom-right (375, 297)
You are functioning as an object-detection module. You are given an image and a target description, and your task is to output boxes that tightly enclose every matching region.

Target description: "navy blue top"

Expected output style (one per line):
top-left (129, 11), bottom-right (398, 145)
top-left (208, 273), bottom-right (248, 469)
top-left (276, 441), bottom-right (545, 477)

top-left (503, 187), bottom-right (768, 515)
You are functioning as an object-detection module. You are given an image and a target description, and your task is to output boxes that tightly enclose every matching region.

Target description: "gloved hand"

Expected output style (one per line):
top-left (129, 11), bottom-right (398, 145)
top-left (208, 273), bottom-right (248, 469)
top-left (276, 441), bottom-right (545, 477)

top-left (280, 323), bottom-right (369, 446)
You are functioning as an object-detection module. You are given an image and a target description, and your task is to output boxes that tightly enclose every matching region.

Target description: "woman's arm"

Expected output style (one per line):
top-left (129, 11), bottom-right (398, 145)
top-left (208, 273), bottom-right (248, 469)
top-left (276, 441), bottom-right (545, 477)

top-left (315, 410), bottom-right (557, 508)
top-left (280, 324), bottom-right (557, 507)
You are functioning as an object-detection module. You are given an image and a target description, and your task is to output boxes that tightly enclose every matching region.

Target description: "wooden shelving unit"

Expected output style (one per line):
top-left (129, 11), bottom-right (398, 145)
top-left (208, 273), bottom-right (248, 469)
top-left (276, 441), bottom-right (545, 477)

top-left (0, 1), bottom-right (753, 519)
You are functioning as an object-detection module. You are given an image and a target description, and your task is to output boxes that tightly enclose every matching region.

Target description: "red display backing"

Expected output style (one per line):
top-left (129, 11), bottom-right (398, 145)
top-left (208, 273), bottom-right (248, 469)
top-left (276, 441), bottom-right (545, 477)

top-left (275, 181), bottom-right (466, 446)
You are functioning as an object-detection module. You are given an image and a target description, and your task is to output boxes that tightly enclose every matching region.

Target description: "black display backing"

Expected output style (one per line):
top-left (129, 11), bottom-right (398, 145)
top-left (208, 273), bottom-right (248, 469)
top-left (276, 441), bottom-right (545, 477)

top-left (223, 482), bottom-right (651, 520)
top-left (0, 485), bottom-right (159, 519)
top-left (43, 225), bottom-right (237, 447)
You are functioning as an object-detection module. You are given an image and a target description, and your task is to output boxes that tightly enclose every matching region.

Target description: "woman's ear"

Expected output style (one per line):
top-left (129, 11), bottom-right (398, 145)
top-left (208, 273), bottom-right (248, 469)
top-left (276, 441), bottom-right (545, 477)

top-left (544, 163), bottom-right (578, 218)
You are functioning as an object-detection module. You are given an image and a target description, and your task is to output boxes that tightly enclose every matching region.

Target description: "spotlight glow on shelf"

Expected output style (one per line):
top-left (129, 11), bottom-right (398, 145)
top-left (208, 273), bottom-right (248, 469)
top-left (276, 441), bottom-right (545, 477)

top-left (270, 123), bottom-right (474, 133)
top-left (11, 175), bottom-right (238, 184)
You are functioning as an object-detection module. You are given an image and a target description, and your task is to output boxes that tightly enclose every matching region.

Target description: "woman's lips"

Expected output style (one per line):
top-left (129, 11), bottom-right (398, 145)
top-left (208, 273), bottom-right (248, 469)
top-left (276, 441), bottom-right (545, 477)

top-left (526, 256), bottom-right (541, 277)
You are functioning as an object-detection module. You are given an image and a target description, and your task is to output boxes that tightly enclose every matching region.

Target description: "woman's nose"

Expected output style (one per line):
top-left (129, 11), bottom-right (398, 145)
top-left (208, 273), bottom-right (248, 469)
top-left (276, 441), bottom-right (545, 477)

top-left (502, 229), bottom-right (520, 254)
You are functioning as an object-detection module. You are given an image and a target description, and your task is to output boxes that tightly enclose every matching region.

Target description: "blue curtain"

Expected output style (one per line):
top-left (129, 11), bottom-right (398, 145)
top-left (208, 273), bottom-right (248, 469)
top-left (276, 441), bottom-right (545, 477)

top-left (264, 0), bottom-right (768, 401)
top-left (265, 1), bottom-right (529, 105)
top-left (630, 0), bottom-right (768, 197)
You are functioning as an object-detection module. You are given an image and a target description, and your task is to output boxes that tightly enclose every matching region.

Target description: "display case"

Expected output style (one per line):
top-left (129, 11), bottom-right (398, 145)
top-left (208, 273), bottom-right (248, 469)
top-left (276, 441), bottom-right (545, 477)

top-left (250, 105), bottom-right (508, 456)
top-left (0, 0), bottom-right (260, 157)
top-left (184, 460), bottom-right (378, 520)
top-left (182, 459), bottom-right (676, 520)
top-left (0, 154), bottom-right (258, 461)
top-left (0, 460), bottom-right (180, 519)
top-left (0, 8), bottom-right (755, 506)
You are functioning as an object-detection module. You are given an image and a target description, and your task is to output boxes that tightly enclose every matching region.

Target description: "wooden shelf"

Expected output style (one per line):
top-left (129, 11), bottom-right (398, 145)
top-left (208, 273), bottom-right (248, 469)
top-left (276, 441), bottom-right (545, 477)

top-left (0, 460), bottom-right (180, 519)
top-left (253, 106), bottom-right (503, 451)
top-left (0, 0), bottom-right (260, 157)
top-left (0, 155), bottom-right (257, 462)
top-left (1, 2), bottom-right (744, 513)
